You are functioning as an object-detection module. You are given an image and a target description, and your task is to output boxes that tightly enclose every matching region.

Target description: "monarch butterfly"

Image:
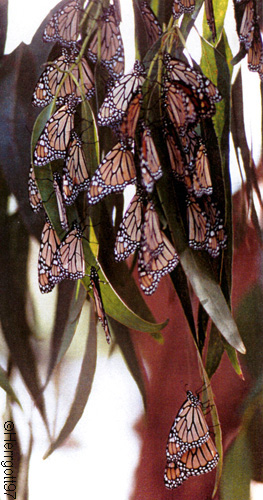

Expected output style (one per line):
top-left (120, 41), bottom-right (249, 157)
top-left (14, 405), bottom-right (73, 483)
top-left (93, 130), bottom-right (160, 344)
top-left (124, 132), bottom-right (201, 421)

top-left (164, 390), bottom-right (219, 489)
top-left (38, 216), bottom-right (62, 294)
top-left (53, 172), bottom-right (69, 231)
top-left (239, 0), bottom-right (255, 51)
top-left (88, 141), bottom-right (136, 205)
top-left (184, 142), bottom-right (213, 197)
top-left (164, 125), bottom-right (187, 180)
top-left (164, 437), bottom-right (219, 488)
top-left (202, 197), bottom-right (227, 257)
top-left (204, 0), bottom-right (216, 42)
top-left (97, 60), bottom-right (146, 127)
top-left (140, 1), bottom-right (162, 46)
top-left (57, 220), bottom-right (85, 279)
top-left (248, 23), bottom-right (263, 71)
top-left (187, 195), bottom-right (208, 250)
top-left (163, 80), bottom-right (198, 135)
top-left (138, 202), bottom-right (179, 295)
top-left (89, 266), bottom-right (111, 344)
top-left (118, 93), bottom-right (142, 141)
top-left (140, 124), bottom-right (163, 192)
top-left (172, 0), bottom-right (195, 20)
top-left (164, 53), bottom-right (221, 105)
top-left (87, 5), bottom-right (125, 79)
top-left (43, 0), bottom-right (82, 47)
top-left (32, 48), bottom-right (94, 107)
top-left (63, 131), bottom-right (90, 205)
top-left (114, 189), bottom-right (144, 262)
top-left (28, 164), bottom-right (43, 212)
top-left (33, 94), bottom-right (77, 166)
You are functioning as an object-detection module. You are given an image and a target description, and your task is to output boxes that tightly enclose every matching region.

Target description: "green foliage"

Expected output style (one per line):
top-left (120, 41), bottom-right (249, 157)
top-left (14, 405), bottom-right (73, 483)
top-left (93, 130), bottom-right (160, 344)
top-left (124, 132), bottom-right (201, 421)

top-left (0, 0), bottom-right (262, 497)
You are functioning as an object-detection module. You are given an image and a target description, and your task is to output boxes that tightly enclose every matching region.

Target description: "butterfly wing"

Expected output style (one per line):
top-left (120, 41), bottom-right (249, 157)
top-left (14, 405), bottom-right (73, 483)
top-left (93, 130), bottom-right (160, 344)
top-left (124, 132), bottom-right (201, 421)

top-left (63, 132), bottom-right (90, 205)
top-left (114, 191), bottom-right (143, 261)
top-left (38, 217), bottom-right (62, 293)
top-left (43, 0), bottom-right (82, 46)
top-left (88, 141), bottom-right (136, 205)
top-left (33, 96), bottom-right (77, 166)
top-left (28, 165), bottom-right (43, 213)
top-left (57, 221), bottom-right (85, 279)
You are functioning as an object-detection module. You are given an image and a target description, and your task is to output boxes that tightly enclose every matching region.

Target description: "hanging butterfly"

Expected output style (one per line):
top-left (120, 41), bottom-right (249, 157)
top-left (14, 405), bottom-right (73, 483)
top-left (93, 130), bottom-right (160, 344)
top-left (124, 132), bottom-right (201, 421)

top-left (56, 220), bottom-right (85, 279)
top-left (172, 0), bottom-right (195, 20)
top-left (140, 1), bottom-right (162, 46)
top-left (97, 60), bottom-right (146, 127)
top-left (239, 0), bottom-right (256, 51)
top-left (38, 215), bottom-right (63, 294)
top-left (164, 390), bottom-right (219, 489)
top-left (118, 92), bottom-right (142, 141)
top-left (114, 188), bottom-right (144, 262)
top-left (32, 48), bottom-right (94, 107)
top-left (53, 172), bottom-right (69, 231)
top-left (139, 124), bottom-right (163, 192)
top-left (138, 201), bottom-right (179, 295)
top-left (164, 437), bottom-right (219, 489)
top-left (248, 23), bottom-right (263, 72)
top-left (164, 125), bottom-right (187, 181)
top-left (186, 195), bottom-right (208, 250)
top-left (202, 196), bottom-right (227, 257)
top-left (183, 141), bottom-right (213, 197)
top-left (62, 131), bottom-right (90, 205)
top-left (89, 266), bottom-right (111, 344)
top-left (163, 80), bottom-right (198, 135)
top-left (33, 94), bottom-right (78, 167)
top-left (43, 0), bottom-right (82, 47)
top-left (28, 164), bottom-right (43, 212)
top-left (164, 53), bottom-right (222, 105)
top-left (204, 0), bottom-right (216, 42)
top-left (87, 5), bottom-right (125, 79)
top-left (88, 141), bottom-right (136, 205)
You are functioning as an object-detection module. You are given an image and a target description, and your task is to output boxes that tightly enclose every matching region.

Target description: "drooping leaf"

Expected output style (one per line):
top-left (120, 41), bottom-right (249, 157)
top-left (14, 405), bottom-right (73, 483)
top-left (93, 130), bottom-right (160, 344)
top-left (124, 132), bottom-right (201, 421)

top-left (43, 305), bottom-right (97, 459)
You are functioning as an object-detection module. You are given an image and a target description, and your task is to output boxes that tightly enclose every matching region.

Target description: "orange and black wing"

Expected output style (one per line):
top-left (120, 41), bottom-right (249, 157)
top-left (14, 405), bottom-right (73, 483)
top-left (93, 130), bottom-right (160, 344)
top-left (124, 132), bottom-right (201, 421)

top-left (57, 221), bottom-right (85, 279)
top-left (63, 132), bottom-right (90, 205)
top-left (28, 164), bottom-right (43, 213)
top-left (33, 95), bottom-right (77, 166)
top-left (38, 216), bottom-right (62, 293)
top-left (114, 190), bottom-right (144, 261)
top-left (88, 141), bottom-right (136, 205)
top-left (43, 0), bottom-right (82, 47)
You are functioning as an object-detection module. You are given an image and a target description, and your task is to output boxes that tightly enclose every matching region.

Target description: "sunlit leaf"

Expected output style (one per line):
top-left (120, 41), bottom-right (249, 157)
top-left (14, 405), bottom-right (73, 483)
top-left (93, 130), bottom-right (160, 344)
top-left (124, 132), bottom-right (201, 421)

top-left (0, 365), bottom-right (21, 406)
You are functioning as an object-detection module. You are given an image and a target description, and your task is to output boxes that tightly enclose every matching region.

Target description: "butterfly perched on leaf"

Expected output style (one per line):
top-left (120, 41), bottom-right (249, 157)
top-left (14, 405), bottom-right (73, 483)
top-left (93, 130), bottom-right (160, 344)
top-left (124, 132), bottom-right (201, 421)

top-left (62, 131), bottom-right (90, 205)
top-left (32, 48), bottom-right (94, 107)
top-left (33, 94), bottom-right (78, 167)
top-left (38, 216), bottom-right (62, 294)
top-left (140, 1), bottom-right (162, 46)
top-left (87, 4), bottom-right (125, 79)
top-left (164, 390), bottom-right (219, 489)
top-left (43, 0), bottom-right (82, 47)
top-left (28, 164), bottom-right (43, 213)
top-left (56, 220), bottom-right (85, 280)
top-left (138, 201), bottom-right (179, 295)
top-left (88, 141), bottom-right (136, 205)
top-left (97, 60), bottom-right (146, 128)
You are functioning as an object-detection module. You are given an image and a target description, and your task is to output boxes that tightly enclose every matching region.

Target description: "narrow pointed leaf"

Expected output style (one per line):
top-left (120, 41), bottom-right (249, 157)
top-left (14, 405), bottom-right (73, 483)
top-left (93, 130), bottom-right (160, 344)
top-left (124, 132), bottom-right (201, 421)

top-left (0, 365), bottom-right (21, 407)
top-left (44, 305), bottom-right (97, 459)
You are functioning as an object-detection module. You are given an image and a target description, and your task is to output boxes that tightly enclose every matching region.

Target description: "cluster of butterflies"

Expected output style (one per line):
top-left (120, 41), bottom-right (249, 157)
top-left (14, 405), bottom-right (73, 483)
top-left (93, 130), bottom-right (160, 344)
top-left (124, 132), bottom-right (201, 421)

top-left (164, 390), bottom-right (219, 489)
top-left (29, 0), bottom-right (227, 304)
top-left (237, 0), bottom-right (263, 80)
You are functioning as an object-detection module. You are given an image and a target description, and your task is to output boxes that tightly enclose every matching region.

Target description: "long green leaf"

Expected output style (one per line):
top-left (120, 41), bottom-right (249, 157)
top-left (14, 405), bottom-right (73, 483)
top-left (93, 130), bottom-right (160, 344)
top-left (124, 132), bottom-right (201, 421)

top-left (43, 305), bottom-right (97, 459)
